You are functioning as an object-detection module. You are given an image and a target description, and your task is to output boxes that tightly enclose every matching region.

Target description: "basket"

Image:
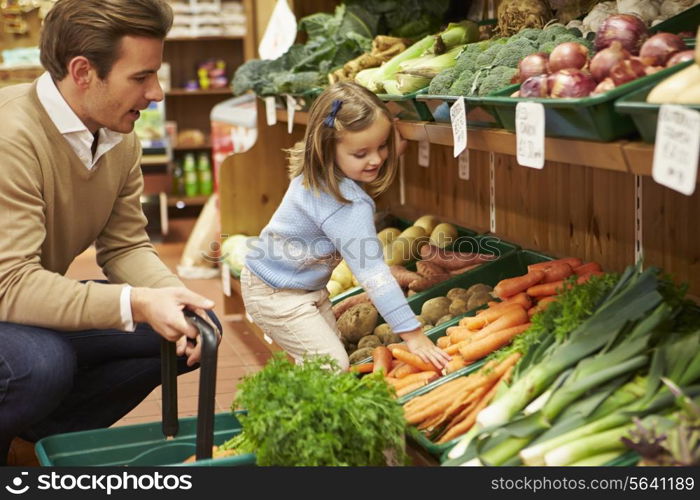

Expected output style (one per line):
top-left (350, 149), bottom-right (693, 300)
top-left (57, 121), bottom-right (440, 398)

top-left (376, 88), bottom-right (433, 121)
top-left (35, 310), bottom-right (255, 467)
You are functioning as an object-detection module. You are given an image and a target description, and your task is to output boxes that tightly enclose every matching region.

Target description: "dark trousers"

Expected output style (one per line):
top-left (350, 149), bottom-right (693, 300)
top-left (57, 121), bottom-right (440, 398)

top-left (0, 310), bottom-right (221, 465)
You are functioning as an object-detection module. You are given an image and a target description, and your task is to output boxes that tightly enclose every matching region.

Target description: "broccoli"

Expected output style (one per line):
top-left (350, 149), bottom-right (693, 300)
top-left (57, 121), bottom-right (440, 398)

top-left (536, 24), bottom-right (569, 45)
top-left (428, 67), bottom-right (457, 95)
top-left (492, 38), bottom-right (538, 68)
top-left (232, 59), bottom-right (271, 95)
top-left (475, 42), bottom-right (506, 70)
top-left (477, 66), bottom-right (517, 97)
top-left (539, 41), bottom-right (559, 54)
top-left (448, 69), bottom-right (477, 97)
top-left (272, 71), bottom-right (324, 95)
top-left (539, 35), bottom-right (594, 54)
top-left (512, 28), bottom-right (542, 42)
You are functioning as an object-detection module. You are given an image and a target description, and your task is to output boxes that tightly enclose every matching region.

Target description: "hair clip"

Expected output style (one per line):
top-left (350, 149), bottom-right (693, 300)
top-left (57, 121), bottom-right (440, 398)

top-left (323, 99), bottom-right (343, 128)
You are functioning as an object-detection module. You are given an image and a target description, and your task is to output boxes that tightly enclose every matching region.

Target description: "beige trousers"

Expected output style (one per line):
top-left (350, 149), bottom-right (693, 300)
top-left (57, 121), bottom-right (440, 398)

top-left (240, 267), bottom-right (349, 371)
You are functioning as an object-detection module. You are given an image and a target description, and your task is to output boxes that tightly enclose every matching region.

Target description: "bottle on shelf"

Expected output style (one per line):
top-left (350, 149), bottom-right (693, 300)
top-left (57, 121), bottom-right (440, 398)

top-left (197, 152), bottom-right (213, 196)
top-left (183, 152), bottom-right (199, 197)
top-left (172, 160), bottom-right (186, 196)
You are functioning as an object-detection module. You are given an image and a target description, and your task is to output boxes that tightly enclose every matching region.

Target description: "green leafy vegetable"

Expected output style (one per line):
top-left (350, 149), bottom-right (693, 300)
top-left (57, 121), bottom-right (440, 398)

top-left (230, 353), bottom-right (408, 466)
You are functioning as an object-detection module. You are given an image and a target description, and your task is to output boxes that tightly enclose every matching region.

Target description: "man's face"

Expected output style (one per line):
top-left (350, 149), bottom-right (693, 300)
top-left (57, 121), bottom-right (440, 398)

top-left (83, 35), bottom-right (164, 134)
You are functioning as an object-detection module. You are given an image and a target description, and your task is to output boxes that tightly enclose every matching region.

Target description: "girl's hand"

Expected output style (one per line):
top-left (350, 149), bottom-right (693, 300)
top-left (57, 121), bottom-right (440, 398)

top-left (393, 117), bottom-right (408, 157)
top-left (400, 328), bottom-right (451, 371)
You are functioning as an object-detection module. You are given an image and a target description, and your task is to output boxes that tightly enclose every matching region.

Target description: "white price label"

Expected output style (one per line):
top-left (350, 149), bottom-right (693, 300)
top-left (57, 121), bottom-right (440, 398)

top-left (418, 140), bottom-right (430, 167)
top-left (450, 97), bottom-right (468, 157)
top-left (516, 102), bottom-right (545, 169)
top-left (221, 264), bottom-right (231, 297)
top-left (263, 334), bottom-right (274, 344)
top-left (286, 94), bottom-right (296, 134)
top-left (652, 105), bottom-right (700, 196)
top-left (458, 151), bottom-right (470, 180)
top-left (264, 96), bottom-right (277, 126)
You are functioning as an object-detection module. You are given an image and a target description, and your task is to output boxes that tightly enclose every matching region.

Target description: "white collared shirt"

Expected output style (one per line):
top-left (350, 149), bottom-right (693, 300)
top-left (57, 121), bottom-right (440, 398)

top-left (36, 71), bottom-right (136, 331)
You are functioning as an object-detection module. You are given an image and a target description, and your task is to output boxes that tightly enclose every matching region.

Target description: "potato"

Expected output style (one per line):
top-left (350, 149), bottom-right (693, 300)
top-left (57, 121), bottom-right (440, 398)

top-left (348, 347), bottom-right (375, 364)
top-left (413, 215), bottom-right (439, 235)
top-left (414, 315), bottom-right (428, 326)
top-left (330, 260), bottom-right (353, 289)
top-left (423, 324), bottom-right (435, 332)
top-left (421, 296), bottom-right (452, 324)
top-left (373, 323), bottom-right (392, 337)
top-left (430, 222), bottom-right (458, 248)
top-left (449, 298), bottom-right (471, 316)
top-left (357, 334), bottom-right (381, 350)
top-left (377, 330), bottom-right (402, 345)
top-left (337, 303), bottom-right (379, 343)
top-left (346, 343), bottom-right (357, 355)
top-left (385, 236), bottom-right (428, 266)
top-left (446, 287), bottom-right (470, 302)
top-left (326, 279), bottom-right (344, 298)
top-left (436, 314), bottom-right (453, 326)
top-left (377, 227), bottom-right (401, 246)
top-left (398, 225), bottom-right (426, 240)
top-left (467, 283), bottom-right (493, 296)
top-left (467, 291), bottom-right (492, 311)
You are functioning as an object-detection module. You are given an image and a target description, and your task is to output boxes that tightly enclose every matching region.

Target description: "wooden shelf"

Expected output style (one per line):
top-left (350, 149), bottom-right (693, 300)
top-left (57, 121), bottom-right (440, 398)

top-left (141, 154), bottom-right (171, 166)
top-left (173, 143), bottom-right (212, 152)
top-left (165, 35), bottom-right (245, 42)
top-left (166, 88), bottom-right (233, 96)
top-left (167, 195), bottom-right (210, 207)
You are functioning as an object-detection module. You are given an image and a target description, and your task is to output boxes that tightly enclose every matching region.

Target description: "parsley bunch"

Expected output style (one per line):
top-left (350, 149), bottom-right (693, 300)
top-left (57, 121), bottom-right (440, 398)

top-left (231, 353), bottom-right (408, 466)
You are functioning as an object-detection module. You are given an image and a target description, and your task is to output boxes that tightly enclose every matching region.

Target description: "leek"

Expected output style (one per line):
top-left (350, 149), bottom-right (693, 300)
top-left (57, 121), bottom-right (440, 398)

top-left (569, 451), bottom-right (625, 466)
top-left (544, 424), bottom-right (633, 466)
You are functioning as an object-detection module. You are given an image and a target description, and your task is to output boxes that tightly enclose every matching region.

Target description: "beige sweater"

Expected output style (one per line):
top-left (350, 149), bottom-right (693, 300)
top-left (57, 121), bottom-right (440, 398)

top-left (0, 82), bottom-right (183, 330)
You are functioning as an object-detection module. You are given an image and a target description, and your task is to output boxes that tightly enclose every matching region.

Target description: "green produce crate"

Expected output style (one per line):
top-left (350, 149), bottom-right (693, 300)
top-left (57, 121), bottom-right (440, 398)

top-left (615, 80), bottom-right (700, 144)
top-left (417, 84), bottom-right (520, 127)
top-left (272, 87), bottom-right (323, 112)
top-left (377, 88), bottom-right (433, 121)
top-left (602, 451), bottom-right (640, 466)
top-left (480, 61), bottom-right (692, 142)
top-left (650, 5), bottom-right (700, 37)
top-left (36, 310), bottom-right (256, 467)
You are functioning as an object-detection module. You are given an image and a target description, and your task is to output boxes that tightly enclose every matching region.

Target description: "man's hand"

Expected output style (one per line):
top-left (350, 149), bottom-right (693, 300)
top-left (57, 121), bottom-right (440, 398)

top-left (400, 328), bottom-right (451, 371)
top-left (131, 287), bottom-right (217, 366)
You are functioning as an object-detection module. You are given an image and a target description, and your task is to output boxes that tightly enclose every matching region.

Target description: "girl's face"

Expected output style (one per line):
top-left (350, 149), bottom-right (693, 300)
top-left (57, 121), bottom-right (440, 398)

top-left (334, 113), bottom-right (391, 183)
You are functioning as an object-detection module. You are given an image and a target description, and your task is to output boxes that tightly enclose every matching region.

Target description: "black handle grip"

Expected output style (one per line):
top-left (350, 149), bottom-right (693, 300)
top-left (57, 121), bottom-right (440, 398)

top-left (160, 308), bottom-right (219, 462)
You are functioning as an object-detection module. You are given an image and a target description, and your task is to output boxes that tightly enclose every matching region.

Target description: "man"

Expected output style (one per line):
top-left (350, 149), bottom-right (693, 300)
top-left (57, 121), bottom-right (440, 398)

top-left (0, 0), bottom-right (220, 465)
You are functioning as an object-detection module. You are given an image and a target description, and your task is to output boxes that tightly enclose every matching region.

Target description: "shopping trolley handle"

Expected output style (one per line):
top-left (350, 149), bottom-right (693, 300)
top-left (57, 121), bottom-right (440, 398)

top-left (161, 307), bottom-right (219, 461)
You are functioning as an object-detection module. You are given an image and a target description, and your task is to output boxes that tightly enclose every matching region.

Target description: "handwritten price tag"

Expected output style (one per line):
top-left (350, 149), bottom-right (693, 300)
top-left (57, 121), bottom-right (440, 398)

top-left (418, 140), bottom-right (430, 167)
top-left (653, 104), bottom-right (700, 196)
top-left (450, 97), bottom-right (468, 157)
top-left (458, 151), bottom-right (470, 180)
top-left (516, 102), bottom-right (545, 169)
top-left (286, 94), bottom-right (296, 134)
top-left (264, 96), bottom-right (277, 126)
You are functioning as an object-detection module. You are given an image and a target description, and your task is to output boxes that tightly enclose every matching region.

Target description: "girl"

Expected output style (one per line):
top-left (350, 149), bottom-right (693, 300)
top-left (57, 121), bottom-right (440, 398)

top-left (241, 82), bottom-right (450, 371)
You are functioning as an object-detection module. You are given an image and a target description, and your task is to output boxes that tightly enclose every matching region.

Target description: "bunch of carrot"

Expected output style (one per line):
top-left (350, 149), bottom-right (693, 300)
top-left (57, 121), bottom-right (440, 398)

top-left (403, 352), bottom-right (521, 444)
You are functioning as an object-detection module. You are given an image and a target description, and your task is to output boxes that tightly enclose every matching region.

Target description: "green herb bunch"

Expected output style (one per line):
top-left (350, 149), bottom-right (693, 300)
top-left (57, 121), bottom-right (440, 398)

top-left (231, 353), bottom-right (408, 466)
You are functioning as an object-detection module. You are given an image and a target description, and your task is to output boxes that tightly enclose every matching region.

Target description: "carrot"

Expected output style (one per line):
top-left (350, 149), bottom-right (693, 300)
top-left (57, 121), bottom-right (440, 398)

top-left (528, 296), bottom-right (557, 317)
top-left (445, 354), bottom-right (468, 374)
top-left (332, 292), bottom-right (370, 319)
top-left (463, 302), bottom-right (527, 330)
top-left (372, 346), bottom-right (393, 375)
top-left (542, 262), bottom-right (573, 283)
top-left (387, 343), bottom-right (408, 353)
top-left (527, 257), bottom-right (582, 272)
top-left (573, 261), bottom-right (603, 276)
top-left (387, 371), bottom-right (439, 391)
top-left (386, 361), bottom-right (405, 378)
top-left (471, 305), bottom-right (528, 338)
top-left (408, 273), bottom-right (451, 292)
top-left (416, 260), bottom-right (447, 277)
top-left (396, 380), bottom-right (432, 398)
top-left (392, 362), bottom-right (421, 379)
top-left (458, 323), bottom-right (531, 361)
top-left (526, 279), bottom-right (568, 297)
top-left (493, 270), bottom-right (545, 298)
top-left (436, 336), bottom-right (452, 349)
top-left (392, 348), bottom-right (440, 373)
top-left (577, 271), bottom-right (604, 283)
top-left (389, 265), bottom-right (422, 288)
top-left (349, 362), bottom-right (374, 374)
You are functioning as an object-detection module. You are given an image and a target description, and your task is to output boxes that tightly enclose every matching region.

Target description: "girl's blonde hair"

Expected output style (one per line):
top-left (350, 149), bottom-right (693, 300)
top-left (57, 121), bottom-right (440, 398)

top-left (287, 82), bottom-right (397, 203)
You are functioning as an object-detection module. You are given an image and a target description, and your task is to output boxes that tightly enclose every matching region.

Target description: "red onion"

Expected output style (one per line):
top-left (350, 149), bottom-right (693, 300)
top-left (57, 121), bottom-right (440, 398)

top-left (520, 74), bottom-right (549, 98)
top-left (549, 42), bottom-right (589, 73)
top-left (517, 52), bottom-right (549, 83)
top-left (644, 65), bottom-right (665, 76)
top-left (589, 41), bottom-right (630, 83)
top-left (666, 49), bottom-right (695, 67)
top-left (594, 14), bottom-right (649, 55)
top-left (639, 33), bottom-right (687, 66)
top-left (609, 58), bottom-right (647, 86)
top-left (549, 69), bottom-right (597, 98)
top-left (591, 78), bottom-right (616, 96)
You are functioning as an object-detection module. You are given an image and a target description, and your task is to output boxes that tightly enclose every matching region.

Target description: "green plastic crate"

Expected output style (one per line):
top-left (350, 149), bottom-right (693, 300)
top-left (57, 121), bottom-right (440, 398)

top-left (615, 80), bottom-right (700, 144)
top-left (35, 412), bottom-right (254, 467)
top-left (602, 451), bottom-right (640, 466)
top-left (650, 5), bottom-right (700, 36)
top-left (377, 88), bottom-right (433, 121)
top-left (480, 61), bottom-right (692, 142)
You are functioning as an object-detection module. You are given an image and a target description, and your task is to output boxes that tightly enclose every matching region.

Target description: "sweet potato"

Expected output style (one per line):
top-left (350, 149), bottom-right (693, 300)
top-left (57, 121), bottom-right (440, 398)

top-left (390, 265), bottom-right (422, 288)
top-left (332, 292), bottom-right (370, 319)
top-left (416, 260), bottom-right (447, 277)
top-left (419, 244), bottom-right (494, 271)
top-left (408, 274), bottom-right (451, 292)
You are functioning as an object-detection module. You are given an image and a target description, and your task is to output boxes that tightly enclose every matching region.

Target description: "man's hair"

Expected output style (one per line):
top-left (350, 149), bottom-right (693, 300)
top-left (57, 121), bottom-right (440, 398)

top-left (287, 82), bottom-right (398, 203)
top-left (40, 0), bottom-right (173, 81)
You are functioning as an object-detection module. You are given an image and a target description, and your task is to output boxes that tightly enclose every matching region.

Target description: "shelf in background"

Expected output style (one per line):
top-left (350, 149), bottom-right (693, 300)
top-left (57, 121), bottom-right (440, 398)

top-left (173, 143), bottom-right (212, 152)
top-left (167, 195), bottom-right (210, 208)
top-left (166, 88), bottom-right (232, 97)
top-left (141, 154), bottom-right (170, 166)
